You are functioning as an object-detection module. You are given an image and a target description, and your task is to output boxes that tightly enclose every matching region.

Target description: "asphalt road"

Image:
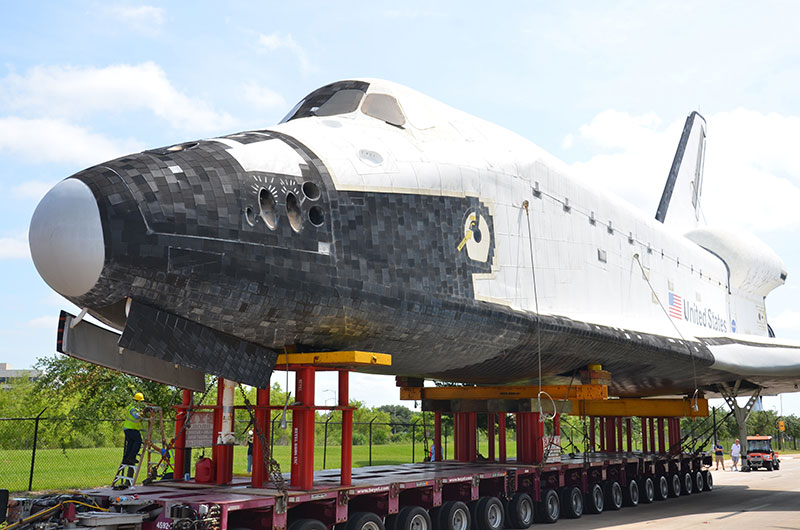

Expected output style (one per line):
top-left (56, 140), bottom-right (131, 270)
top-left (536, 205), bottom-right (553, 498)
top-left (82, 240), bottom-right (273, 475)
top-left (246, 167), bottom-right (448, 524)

top-left (546, 455), bottom-right (800, 529)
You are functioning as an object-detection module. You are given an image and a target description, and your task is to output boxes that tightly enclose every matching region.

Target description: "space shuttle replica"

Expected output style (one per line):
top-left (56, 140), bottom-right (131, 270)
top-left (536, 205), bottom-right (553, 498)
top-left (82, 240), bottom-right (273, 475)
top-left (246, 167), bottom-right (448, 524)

top-left (29, 79), bottom-right (800, 401)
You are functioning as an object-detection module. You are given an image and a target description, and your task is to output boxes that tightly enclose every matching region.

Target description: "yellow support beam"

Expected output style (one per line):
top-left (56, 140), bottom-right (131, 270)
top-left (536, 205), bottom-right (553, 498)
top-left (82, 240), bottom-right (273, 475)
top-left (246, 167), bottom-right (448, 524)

top-left (274, 351), bottom-right (392, 368)
top-left (570, 398), bottom-right (708, 418)
top-left (399, 384), bottom-right (608, 402)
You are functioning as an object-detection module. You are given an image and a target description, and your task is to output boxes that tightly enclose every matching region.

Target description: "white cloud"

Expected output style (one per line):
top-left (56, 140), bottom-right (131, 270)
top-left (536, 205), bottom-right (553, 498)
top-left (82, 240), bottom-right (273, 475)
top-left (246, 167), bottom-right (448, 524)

top-left (0, 63), bottom-right (236, 133)
top-left (242, 82), bottom-right (287, 111)
top-left (12, 180), bottom-right (57, 201)
top-left (769, 310), bottom-right (800, 336)
top-left (0, 233), bottom-right (29, 259)
top-left (108, 5), bottom-right (165, 34)
top-left (27, 315), bottom-right (56, 329)
top-left (258, 32), bottom-right (314, 73)
top-left (565, 109), bottom-right (800, 234)
top-left (0, 117), bottom-right (142, 166)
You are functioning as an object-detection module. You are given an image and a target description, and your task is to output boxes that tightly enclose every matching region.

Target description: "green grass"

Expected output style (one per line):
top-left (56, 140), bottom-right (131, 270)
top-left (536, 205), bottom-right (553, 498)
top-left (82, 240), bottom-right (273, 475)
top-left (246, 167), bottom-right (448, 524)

top-left (1, 440), bottom-right (518, 494)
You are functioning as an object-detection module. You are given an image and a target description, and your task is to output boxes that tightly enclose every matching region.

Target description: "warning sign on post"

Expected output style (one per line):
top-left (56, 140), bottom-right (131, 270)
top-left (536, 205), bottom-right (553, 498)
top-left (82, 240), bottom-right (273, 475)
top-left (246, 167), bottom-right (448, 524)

top-left (185, 411), bottom-right (215, 448)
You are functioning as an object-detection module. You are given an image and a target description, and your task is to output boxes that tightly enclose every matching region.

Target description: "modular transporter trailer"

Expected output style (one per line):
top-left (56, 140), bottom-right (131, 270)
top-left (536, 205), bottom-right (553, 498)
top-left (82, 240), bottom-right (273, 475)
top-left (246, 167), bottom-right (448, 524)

top-left (4, 451), bottom-right (713, 530)
top-left (2, 355), bottom-right (714, 529)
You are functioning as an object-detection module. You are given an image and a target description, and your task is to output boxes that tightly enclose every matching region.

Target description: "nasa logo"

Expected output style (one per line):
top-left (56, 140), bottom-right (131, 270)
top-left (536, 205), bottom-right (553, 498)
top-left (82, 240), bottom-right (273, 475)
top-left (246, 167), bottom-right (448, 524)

top-left (732, 320), bottom-right (737, 333)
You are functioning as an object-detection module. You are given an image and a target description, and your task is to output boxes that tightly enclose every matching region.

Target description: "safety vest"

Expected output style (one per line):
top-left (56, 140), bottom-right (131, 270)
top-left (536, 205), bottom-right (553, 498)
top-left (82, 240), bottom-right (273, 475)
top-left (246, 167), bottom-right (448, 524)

top-left (123, 402), bottom-right (143, 430)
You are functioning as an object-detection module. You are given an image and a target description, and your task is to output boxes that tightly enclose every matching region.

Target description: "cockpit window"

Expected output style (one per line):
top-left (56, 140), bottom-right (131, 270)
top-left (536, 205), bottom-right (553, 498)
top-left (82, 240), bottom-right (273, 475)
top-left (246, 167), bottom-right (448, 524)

top-left (362, 93), bottom-right (406, 127)
top-left (280, 80), bottom-right (369, 123)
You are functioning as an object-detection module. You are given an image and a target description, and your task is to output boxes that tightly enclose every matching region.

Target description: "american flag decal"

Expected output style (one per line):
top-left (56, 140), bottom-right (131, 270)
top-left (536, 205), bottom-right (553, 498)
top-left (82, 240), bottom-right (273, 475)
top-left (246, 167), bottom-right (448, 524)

top-left (668, 292), bottom-right (683, 319)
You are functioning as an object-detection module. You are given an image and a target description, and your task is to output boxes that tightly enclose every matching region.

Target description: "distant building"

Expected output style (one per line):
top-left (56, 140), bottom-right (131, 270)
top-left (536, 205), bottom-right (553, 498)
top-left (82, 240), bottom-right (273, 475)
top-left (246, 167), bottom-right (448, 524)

top-left (0, 363), bottom-right (41, 389)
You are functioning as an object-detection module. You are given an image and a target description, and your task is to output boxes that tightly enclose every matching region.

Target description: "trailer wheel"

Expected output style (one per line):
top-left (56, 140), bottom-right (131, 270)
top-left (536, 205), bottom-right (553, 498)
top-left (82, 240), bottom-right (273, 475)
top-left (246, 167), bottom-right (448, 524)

top-left (692, 471), bottom-right (704, 493)
top-left (774, 460), bottom-right (780, 471)
top-left (765, 461), bottom-right (773, 471)
top-left (560, 487), bottom-right (583, 519)
top-left (507, 493), bottom-right (534, 528)
top-left (585, 483), bottom-right (604, 514)
top-left (474, 497), bottom-right (504, 530)
top-left (535, 489), bottom-right (560, 524)
top-left (290, 519), bottom-right (328, 530)
top-left (395, 507), bottom-right (432, 530)
top-left (347, 512), bottom-right (385, 530)
top-left (623, 479), bottom-right (639, 506)
top-left (669, 474), bottom-right (682, 497)
top-left (606, 481), bottom-right (623, 510)
top-left (703, 471), bottom-right (713, 491)
top-left (681, 472), bottom-right (693, 495)
top-left (438, 501), bottom-right (470, 530)
top-left (640, 477), bottom-right (655, 504)
top-left (655, 476), bottom-right (669, 501)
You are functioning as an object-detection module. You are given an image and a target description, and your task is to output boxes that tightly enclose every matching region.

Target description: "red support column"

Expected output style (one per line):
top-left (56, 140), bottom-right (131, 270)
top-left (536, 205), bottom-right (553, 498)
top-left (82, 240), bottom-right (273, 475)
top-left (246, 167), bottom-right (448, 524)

top-left (641, 417), bottom-right (647, 453)
top-left (488, 413), bottom-right (496, 461)
top-left (616, 417), bottom-right (623, 452)
top-left (648, 418), bottom-right (656, 453)
top-left (468, 412), bottom-right (478, 461)
top-left (252, 386), bottom-right (270, 488)
top-left (531, 413), bottom-right (544, 463)
top-left (590, 417), bottom-right (596, 452)
top-left (553, 413), bottom-right (561, 436)
top-left (291, 366), bottom-right (316, 490)
top-left (657, 418), bottom-right (666, 454)
top-left (605, 416), bottom-right (616, 452)
top-left (626, 418), bottom-right (632, 452)
top-left (599, 417), bottom-right (605, 451)
top-left (339, 371), bottom-right (352, 486)
top-left (498, 413), bottom-right (507, 463)
top-left (434, 412), bottom-right (443, 462)
top-left (453, 413), bottom-right (461, 461)
top-left (454, 412), bottom-right (475, 462)
top-left (174, 389), bottom-right (192, 480)
top-left (214, 378), bottom-right (234, 485)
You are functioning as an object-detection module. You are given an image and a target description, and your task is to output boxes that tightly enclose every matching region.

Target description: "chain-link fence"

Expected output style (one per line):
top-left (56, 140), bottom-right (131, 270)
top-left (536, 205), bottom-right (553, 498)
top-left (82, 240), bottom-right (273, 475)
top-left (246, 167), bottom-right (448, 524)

top-left (0, 415), bottom-right (173, 493)
top-left (2, 415), bottom-right (510, 494)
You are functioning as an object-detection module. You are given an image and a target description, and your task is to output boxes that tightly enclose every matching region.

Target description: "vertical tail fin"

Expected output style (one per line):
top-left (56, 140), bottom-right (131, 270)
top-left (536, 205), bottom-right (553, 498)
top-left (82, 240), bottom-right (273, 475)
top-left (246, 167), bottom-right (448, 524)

top-left (655, 111), bottom-right (707, 230)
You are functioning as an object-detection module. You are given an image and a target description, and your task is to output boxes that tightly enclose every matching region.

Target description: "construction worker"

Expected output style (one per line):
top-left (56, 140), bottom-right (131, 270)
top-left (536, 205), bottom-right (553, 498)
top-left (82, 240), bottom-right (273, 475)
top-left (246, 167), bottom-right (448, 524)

top-left (122, 392), bottom-right (146, 465)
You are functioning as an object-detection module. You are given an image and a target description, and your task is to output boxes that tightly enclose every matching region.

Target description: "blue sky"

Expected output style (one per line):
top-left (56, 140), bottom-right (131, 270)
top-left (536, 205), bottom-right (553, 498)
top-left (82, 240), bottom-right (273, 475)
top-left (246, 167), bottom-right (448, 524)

top-left (1, 2), bottom-right (799, 413)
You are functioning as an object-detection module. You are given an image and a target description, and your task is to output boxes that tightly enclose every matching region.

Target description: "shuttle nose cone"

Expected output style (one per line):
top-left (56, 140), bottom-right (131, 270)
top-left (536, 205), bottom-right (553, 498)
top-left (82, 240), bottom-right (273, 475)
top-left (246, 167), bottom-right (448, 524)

top-left (29, 178), bottom-right (105, 298)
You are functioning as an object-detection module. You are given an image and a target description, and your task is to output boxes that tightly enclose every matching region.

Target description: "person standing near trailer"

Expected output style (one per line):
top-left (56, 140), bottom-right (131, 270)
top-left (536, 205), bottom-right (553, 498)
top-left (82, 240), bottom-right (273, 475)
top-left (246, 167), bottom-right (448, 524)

top-left (247, 430), bottom-right (254, 473)
top-left (714, 441), bottom-right (725, 470)
top-left (731, 439), bottom-right (741, 471)
top-left (122, 392), bottom-right (146, 465)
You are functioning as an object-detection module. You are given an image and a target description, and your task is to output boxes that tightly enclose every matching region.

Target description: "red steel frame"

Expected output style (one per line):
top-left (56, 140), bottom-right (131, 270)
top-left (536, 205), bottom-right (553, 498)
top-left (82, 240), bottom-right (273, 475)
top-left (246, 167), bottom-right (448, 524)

top-left (173, 366), bottom-right (356, 490)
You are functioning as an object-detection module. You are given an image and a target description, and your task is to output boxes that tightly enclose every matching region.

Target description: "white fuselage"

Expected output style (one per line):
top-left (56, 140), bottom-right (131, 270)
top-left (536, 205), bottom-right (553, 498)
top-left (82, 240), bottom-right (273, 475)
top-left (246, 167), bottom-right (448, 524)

top-left (255, 80), bottom-right (778, 343)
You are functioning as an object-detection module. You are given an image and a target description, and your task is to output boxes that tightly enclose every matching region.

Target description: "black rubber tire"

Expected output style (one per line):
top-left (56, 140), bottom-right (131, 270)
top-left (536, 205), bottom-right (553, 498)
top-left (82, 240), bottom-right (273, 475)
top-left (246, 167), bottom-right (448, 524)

top-left (681, 472), bottom-right (693, 495)
top-left (468, 501), bottom-right (480, 529)
top-left (765, 461), bottom-right (773, 471)
top-left (560, 487), bottom-right (584, 519)
top-left (395, 507), bottom-right (432, 530)
top-left (474, 497), bottom-right (504, 530)
top-left (655, 475), bottom-right (669, 501)
top-left (437, 502), bottom-right (470, 530)
top-left (606, 481), bottom-right (623, 511)
top-left (535, 489), bottom-right (560, 524)
top-left (692, 471), bottom-right (704, 493)
top-left (347, 513), bottom-right (385, 530)
top-left (507, 493), bottom-right (534, 528)
top-left (703, 471), bottom-right (713, 492)
top-left (668, 474), bottom-right (682, 498)
top-left (623, 479), bottom-right (639, 507)
top-left (585, 483), bottom-right (604, 514)
top-left (290, 520), bottom-right (328, 530)
top-left (640, 477), bottom-right (655, 503)
top-left (774, 460), bottom-right (780, 471)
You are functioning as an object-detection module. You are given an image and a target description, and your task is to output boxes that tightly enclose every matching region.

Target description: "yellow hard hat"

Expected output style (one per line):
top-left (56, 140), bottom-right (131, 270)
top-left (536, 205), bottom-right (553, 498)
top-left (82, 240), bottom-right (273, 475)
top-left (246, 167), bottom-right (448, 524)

top-left (134, 392), bottom-right (144, 401)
